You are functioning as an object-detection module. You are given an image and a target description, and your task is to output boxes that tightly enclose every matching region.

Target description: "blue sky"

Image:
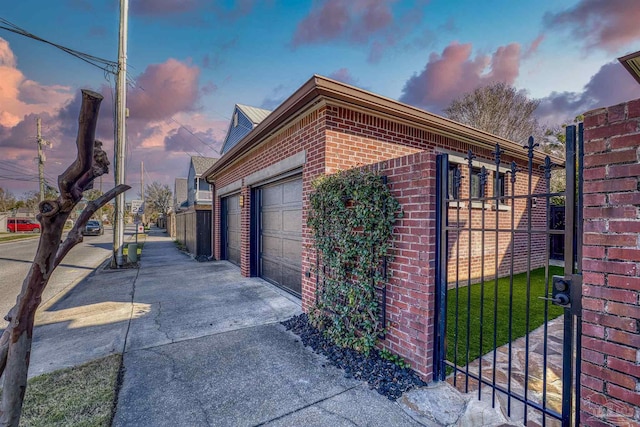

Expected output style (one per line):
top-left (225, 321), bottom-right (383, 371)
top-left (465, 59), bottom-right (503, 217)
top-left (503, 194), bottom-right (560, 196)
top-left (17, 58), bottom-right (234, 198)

top-left (1, 0), bottom-right (640, 197)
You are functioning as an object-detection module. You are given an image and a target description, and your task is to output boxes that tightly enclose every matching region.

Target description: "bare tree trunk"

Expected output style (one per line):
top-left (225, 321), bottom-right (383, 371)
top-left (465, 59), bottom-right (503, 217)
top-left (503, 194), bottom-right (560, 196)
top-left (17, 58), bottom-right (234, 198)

top-left (0, 90), bottom-right (130, 427)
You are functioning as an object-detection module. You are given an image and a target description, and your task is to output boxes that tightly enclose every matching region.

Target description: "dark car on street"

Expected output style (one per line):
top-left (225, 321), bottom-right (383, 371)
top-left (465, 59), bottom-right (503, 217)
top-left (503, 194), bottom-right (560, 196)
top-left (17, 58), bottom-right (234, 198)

top-left (82, 220), bottom-right (104, 236)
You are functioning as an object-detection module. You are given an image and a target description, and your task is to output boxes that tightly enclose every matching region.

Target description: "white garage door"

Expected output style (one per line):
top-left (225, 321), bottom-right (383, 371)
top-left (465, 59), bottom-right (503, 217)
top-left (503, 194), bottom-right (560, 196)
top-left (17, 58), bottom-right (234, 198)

top-left (259, 176), bottom-right (303, 296)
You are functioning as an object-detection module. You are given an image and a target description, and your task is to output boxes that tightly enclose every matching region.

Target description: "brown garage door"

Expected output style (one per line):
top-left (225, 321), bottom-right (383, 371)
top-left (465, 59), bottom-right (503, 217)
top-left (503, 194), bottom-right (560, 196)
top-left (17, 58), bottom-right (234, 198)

top-left (259, 176), bottom-right (302, 296)
top-left (223, 194), bottom-right (241, 266)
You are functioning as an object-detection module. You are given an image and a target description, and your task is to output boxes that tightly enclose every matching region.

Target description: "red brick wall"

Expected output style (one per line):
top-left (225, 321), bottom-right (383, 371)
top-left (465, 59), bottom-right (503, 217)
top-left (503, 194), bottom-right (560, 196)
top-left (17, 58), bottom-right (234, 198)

top-left (581, 99), bottom-right (640, 426)
top-left (447, 166), bottom-right (548, 285)
top-left (377, 151), bottom-right (437, 380)
top-left (304, 151), bottom-right (437, 379)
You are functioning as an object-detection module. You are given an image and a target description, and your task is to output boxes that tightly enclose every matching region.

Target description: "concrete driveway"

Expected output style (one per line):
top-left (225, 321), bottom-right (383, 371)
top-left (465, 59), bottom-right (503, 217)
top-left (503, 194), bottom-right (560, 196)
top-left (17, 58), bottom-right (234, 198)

top-left (112, 229), bottom-right (420, 426)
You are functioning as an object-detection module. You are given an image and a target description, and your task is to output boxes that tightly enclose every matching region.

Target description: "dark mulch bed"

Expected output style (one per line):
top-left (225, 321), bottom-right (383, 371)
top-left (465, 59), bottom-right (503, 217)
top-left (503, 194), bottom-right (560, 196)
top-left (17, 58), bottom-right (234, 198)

top-left (282, 314), bottom-right (426, 400)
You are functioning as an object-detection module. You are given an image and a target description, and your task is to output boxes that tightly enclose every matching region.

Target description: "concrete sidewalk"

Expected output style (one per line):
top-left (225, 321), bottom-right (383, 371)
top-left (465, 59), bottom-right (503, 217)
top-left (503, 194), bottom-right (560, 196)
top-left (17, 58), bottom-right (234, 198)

top-left (97, 228), bottom-right (422, 426)
top-left (26, 227), bottom-right (515, 426)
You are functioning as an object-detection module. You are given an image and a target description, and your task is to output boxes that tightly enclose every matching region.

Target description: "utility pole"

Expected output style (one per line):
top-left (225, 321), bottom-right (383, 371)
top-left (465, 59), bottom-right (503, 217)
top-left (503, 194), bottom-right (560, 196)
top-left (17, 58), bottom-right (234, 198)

top-left (113, 0), bottom-right (129, 267)
top-left (140, 160), bottom-right (145, 225)
top-left (36, 117), bottom-right (50, 203)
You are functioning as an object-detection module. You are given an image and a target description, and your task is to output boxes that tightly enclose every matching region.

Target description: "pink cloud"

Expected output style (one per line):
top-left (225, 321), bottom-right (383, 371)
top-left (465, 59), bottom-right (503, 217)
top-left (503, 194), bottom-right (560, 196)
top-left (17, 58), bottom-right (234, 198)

top-left (164, 126), bottom-right (222, 154)
top-left (292, 0), bottom-right (427, 63)
top-left (399, 42), bottom-right (521, 112)
top-left (523, 34), bottom-right (544, 59)
top-left (537, 61), bottom-right (640, 125)
top-left (131, 0), bottom-right (261, 20)
top-left (131, 0), bottom-right (204, 16)
top-left (544, 0), bottom-right (640, 52)
top-left (0, 38), bottom-right (224, 196)
top-left (328, 68), bottom-right (358, 85)
top-left (0, 38), bottom-right (73, 127)
top-left (128, 59), bottom-right (201, 121)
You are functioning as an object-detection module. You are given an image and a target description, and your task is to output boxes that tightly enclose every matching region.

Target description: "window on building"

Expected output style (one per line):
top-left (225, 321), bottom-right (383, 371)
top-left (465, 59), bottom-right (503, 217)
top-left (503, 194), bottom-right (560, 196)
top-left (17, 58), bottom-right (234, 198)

top-left (470, 167), bottom-right (483, 199)
top-left (494, 172), bottom-right (507, 203)
top-left (233, 111), bottom-right (238, 127)
top-left (198, 179), bottom-right (210, 191)
top-left (448, 164), bottom-right (459, 199)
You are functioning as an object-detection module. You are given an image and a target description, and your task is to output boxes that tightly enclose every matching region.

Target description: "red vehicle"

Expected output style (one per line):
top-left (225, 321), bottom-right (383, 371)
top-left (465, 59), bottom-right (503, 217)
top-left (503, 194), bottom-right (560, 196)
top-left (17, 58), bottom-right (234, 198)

top-left (7, 218), bottom-right (41, 233)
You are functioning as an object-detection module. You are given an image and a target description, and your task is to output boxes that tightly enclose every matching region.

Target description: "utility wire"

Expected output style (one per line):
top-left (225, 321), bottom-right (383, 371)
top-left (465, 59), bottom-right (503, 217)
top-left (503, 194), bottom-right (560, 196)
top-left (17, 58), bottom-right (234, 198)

top-left (0, 17), bottom-right (118, 74)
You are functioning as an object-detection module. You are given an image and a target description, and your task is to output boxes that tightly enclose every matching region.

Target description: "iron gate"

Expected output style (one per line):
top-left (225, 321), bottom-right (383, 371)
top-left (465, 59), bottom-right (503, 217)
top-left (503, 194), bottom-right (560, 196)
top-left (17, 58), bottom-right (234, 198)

top-left (434, 125), bottom-right (583, 426)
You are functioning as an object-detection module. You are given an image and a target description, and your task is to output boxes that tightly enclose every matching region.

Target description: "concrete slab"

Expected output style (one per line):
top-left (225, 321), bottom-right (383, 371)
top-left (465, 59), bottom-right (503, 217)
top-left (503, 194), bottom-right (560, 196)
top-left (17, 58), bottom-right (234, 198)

top-left (125, 261), bottom-right (301, 351)
top-left (114, 324), bottom-right (417, 427)
top-left (29, 266), bottom-right (138, 378)
top-left (264, 384), bottom-right (421, 427)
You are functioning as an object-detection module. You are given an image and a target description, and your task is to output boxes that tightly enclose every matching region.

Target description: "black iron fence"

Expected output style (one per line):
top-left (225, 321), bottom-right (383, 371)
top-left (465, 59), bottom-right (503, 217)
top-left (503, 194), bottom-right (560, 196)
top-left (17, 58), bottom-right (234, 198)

top-left (434, 125), bottom-right (583, 427)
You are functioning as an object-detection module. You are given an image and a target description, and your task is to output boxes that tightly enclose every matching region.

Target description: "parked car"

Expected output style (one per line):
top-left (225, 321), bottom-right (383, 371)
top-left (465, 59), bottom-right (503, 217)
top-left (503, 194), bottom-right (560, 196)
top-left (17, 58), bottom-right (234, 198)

top-left (82, 220), bottom-right (104, 236)
top-left (7, 218), bottom-right (40, 233)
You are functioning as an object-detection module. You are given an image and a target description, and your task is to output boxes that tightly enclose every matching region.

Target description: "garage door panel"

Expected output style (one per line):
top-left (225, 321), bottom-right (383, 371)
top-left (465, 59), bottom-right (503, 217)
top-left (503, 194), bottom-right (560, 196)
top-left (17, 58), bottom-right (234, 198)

top-left (259, 176), bottom-right (302, 296)
top-left (260, 258), bottom-right (280, 285)
top-left (281, 265), bottom-right (302, 295)
top-left (261, 235), bottom-right (282, 257)
top-left (262, 210), bottom-right (282, 232)
top-left (262, 185), bottom-right (282, 206)
top-left (282, 238), bottom-right (301, 260)
top-left (282, 209), bottom-right (301, 232)
top-left (224, 194), bottom-right (241, 266)
top-left (282, 179), bottom-right (302, 204)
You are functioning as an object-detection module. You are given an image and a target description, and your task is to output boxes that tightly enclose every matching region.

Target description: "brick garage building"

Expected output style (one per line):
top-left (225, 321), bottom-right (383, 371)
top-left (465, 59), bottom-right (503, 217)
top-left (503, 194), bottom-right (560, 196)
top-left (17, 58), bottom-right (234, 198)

top-left (203, 75), bottom-right (552, 379)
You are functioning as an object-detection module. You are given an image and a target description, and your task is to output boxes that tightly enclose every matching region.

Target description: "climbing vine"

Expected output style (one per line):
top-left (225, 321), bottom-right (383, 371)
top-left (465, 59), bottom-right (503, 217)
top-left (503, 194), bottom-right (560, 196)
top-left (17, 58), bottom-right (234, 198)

top-left (307, 168), bottom-right (402, 354)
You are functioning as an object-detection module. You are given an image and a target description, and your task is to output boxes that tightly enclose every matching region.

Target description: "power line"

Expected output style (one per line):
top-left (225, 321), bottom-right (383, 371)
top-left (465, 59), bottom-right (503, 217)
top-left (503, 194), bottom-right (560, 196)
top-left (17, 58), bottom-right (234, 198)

top-left (0, 17), bottom-right (118, 74)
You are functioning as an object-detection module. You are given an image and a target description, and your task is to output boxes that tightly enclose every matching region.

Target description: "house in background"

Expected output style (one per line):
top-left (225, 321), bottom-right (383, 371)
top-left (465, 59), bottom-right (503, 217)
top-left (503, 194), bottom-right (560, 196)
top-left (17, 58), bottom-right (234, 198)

top-left (174, 156), bottom-right (218, 259)
top-left (167, 177), bottom-right (187, 239)
top-left (174, 177), bottom-right (188, 212)
top-left (221, 104), bottom-right (272, 154)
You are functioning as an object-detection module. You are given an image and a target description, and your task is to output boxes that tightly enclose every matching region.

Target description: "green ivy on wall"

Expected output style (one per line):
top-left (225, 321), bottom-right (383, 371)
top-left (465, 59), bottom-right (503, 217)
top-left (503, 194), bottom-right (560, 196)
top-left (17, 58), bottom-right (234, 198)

top-left (307, 168), bottom-right (402, 354)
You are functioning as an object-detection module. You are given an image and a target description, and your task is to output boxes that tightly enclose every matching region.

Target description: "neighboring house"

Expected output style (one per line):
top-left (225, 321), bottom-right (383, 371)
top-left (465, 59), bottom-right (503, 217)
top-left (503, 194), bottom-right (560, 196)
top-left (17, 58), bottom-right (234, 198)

top-left (187, 157), bottom-right (217, 208)
top-left (167, 177), bottom-right (188, 238)
top-left (221, 104), bottom-right (272, 154)
top-left (175, 157), bottom-right (218, 258)
top-left (174, 177), bottom-right (188, 212)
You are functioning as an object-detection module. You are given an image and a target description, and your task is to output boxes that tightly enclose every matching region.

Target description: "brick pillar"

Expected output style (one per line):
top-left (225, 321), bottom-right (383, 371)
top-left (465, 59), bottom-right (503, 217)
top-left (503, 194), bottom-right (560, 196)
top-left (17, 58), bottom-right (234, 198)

top-left (213, 189), bottom-right (221, 260)
top-left (240, 185), bottom-right (251, 277)
top-left (581, 99), bottom-right (640, 425)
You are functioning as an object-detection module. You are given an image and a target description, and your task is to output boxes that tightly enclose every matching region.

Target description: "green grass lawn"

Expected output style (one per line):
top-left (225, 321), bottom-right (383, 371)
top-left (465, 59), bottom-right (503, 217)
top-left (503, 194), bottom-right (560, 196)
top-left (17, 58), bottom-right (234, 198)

top-left (0, 354), bottom-right (121, 427)
top-left (446, 266), bottom-right (564, 367)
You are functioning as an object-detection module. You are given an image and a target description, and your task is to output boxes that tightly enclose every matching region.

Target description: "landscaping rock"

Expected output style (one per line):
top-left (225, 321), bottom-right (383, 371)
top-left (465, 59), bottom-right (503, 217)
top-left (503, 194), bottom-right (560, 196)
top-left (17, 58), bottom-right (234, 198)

top-left (281, 314), bottom-right (427, 400)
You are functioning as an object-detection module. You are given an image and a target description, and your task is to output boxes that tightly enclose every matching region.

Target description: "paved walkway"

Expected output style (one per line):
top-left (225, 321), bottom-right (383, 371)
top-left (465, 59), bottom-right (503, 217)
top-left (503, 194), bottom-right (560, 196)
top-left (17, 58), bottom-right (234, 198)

top-left (449, 317), bottom-right (567, 427)
top-left (27, 227), bottom-right (535, 426)
top-left (62, 228), bottom-right (420, 426)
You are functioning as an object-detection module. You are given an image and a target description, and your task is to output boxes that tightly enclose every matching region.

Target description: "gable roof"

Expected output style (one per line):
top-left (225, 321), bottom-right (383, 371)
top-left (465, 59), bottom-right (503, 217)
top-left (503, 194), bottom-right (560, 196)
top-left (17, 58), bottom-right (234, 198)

top-left (204, 74), bottom-right (563, 179)
top-left (221, 104), bottom-right (272, 154)
top-left (191, 156), bottom-right (218, 176)
top-left (236, 104), bottom-right (271, 124)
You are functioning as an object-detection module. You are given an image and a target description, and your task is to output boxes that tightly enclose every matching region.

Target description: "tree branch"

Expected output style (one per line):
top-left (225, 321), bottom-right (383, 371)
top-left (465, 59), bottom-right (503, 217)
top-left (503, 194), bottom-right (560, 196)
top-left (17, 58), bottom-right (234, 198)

top-left (54, 184), bottom-right (130, 267)
top-left (57, 90), bottom-right (103, 208)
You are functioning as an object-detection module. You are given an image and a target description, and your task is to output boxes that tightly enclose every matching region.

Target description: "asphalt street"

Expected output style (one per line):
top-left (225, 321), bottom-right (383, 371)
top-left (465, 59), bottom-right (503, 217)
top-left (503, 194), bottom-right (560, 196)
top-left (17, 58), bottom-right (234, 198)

top-left (0, 227), bottom-right (115, 329)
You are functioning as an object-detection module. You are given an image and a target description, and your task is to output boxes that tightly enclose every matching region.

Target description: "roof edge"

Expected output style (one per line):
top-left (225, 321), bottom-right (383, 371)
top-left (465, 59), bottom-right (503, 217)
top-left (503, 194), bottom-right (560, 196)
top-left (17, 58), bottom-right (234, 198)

top-left (204, 75), bottom-right (563, 179)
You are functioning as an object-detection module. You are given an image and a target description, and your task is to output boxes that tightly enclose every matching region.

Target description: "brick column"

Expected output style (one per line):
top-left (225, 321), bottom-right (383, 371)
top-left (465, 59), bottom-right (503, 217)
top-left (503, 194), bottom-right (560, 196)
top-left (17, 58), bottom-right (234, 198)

top-left (581, 99), bottom-right (640, 425)
top-left (240, 185), bottom-right (251, 277)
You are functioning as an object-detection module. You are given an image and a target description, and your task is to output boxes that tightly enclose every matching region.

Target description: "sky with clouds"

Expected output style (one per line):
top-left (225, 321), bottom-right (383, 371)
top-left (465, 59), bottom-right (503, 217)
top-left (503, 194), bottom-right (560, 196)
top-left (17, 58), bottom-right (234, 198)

top-left (1, 0), bottom-right (640, 198)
